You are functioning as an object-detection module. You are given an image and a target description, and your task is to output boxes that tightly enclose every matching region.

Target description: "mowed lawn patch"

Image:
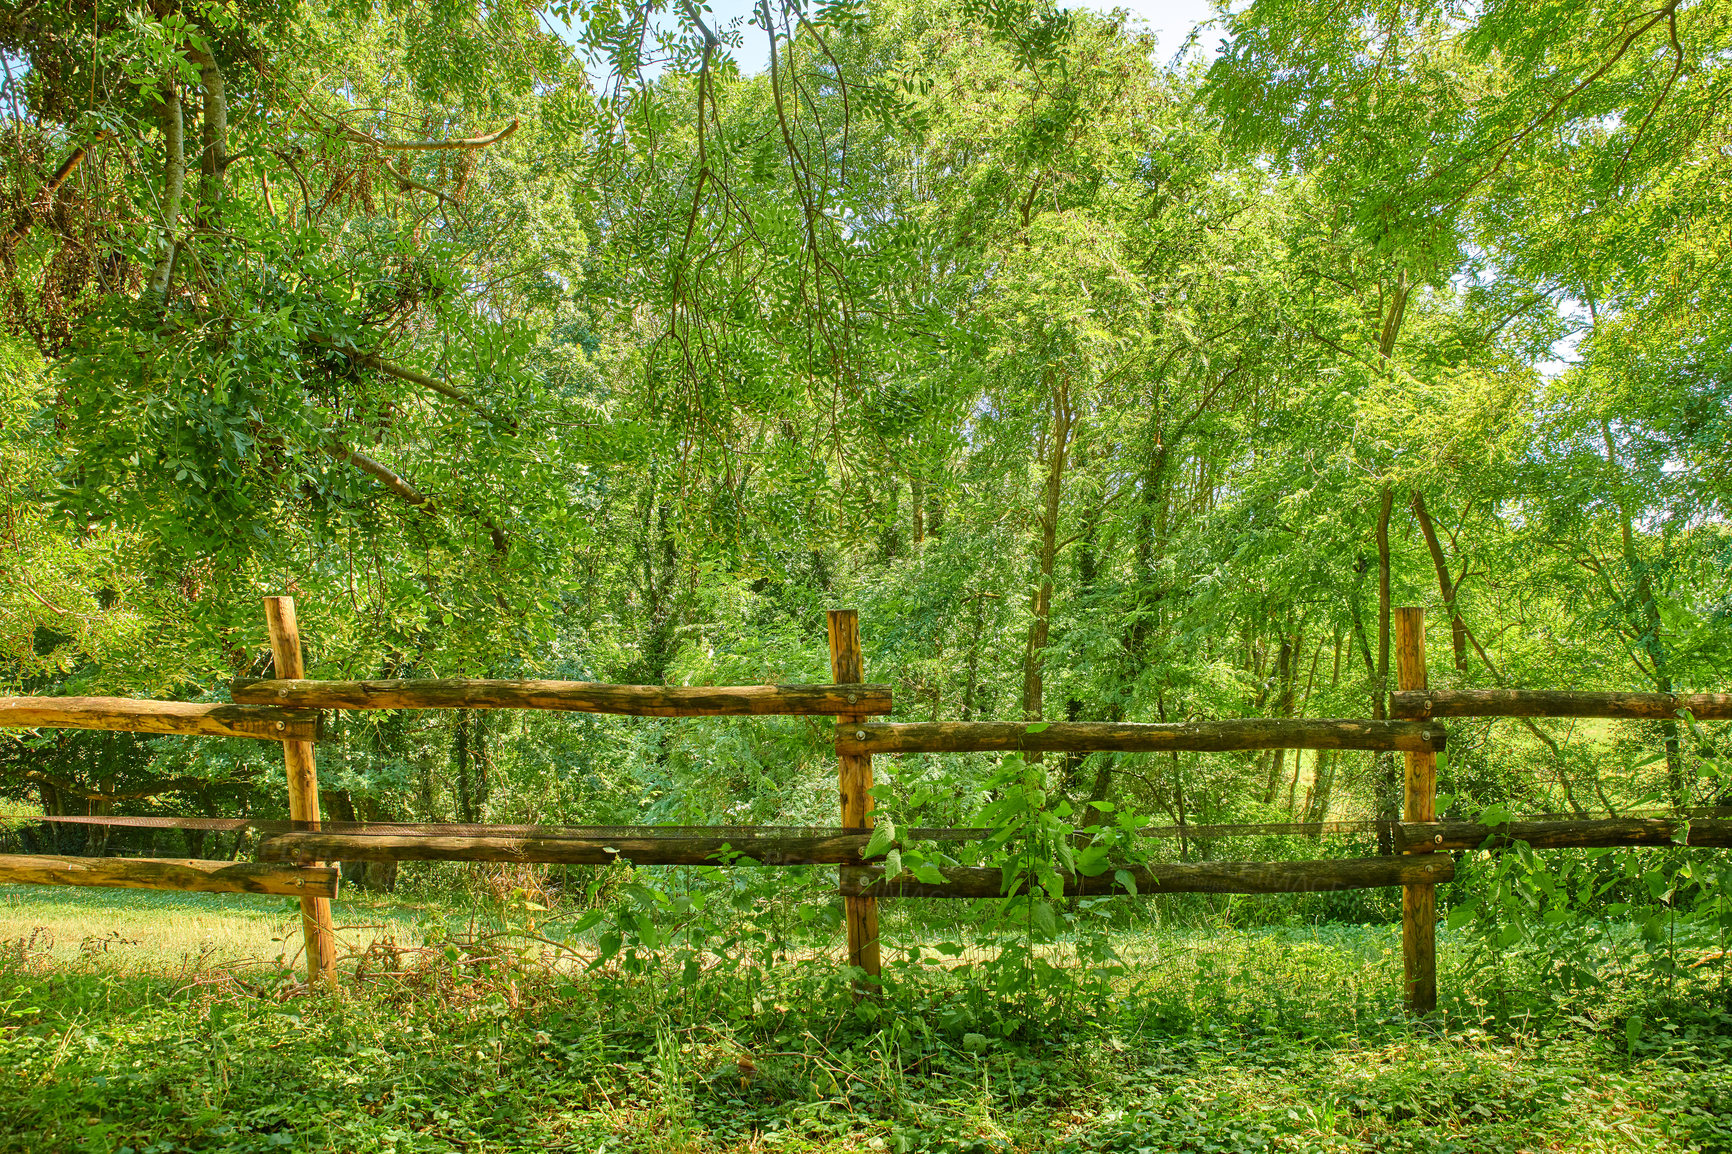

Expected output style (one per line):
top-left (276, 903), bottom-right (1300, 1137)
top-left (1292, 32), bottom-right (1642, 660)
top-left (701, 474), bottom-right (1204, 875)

top-left (0, 884), bottom-right (436, 972)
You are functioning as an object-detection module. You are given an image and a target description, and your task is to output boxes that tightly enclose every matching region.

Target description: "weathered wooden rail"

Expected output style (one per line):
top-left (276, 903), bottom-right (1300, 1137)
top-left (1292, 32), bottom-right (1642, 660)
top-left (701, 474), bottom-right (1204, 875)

top-left (243, 818), bottom-right (1732, 867)
top-left (1392, 689), bottom-right (1732, 720)
top-left (837, 718), bottom-right (1444, 755)
top-left (839, 855), bottom-right (1455, 899)
top-left (0, 854), bottom-right (337, 897)
top-left (258, 829), bottom-right (882, 866)
top-left (231, 678), bottom-right (894, 717)
top-left (2, 601), bottom-right (1724, 1014)
top-left (0, 696), bottom-right (320, 741)
top-left (1397, 817), bottom-right (1732, 852)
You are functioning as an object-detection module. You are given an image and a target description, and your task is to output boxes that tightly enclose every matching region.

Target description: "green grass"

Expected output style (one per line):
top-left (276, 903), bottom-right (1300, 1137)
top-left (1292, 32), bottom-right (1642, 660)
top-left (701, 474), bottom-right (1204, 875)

top-left (1, 886), bottom-right (1729, 1153)
top-left (0, 885), bottom-right (449, 974)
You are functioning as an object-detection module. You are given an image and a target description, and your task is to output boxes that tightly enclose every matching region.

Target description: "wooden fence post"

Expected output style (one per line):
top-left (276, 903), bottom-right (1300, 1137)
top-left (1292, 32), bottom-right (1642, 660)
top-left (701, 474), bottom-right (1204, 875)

top-left (827, 609), bottom-right (881, 989)
top-left (263, 596), bottom-right (338, 987)
top-left (1394, 606), bottom-right (1437, 1013)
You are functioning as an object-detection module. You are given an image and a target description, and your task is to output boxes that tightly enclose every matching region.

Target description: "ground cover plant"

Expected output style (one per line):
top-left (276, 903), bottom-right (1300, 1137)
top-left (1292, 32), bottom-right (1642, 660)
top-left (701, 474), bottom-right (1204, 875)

top-left (3, 864), bottom-right (1730, 1154)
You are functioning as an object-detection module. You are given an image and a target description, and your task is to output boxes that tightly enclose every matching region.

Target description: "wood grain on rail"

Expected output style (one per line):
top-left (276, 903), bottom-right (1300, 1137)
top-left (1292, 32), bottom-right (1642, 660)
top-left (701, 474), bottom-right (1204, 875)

top-left (0, 696), bottom-right (320, 741)
top-left (232, 678), bottom-right (893, 717)
top-left (841, 855), bottom-right (1455, 899)
top-left (837, 718), bottom-right (1445, 755)
top-left (0, 854), bottom-right (338, 897)
top-left (1392, 689), bottom-right (1732, 720)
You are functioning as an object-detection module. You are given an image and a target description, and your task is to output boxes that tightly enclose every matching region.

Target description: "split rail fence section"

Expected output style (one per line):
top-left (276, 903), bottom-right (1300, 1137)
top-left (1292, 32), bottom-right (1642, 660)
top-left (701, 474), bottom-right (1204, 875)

top-left (2, 601), bottom-right (1728, 1011)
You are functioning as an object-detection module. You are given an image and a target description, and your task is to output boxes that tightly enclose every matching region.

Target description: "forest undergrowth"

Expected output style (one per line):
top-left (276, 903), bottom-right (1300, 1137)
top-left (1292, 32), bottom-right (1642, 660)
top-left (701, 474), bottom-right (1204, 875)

top-left (2, 886), bottom-right (1730, 1154)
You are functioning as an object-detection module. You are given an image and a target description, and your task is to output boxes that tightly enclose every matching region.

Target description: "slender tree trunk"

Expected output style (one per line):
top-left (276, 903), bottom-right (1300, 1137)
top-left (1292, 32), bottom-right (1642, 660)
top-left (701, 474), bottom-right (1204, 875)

top-left (911, 470), bottom-right (924, 547)
top-left (1262, 626), bottom-right (1297, 804)
top-left (1304, 750), bottom-right (1337, 831)
top-left (189, 44), bottom-right (227, 216)
top-left (1601, 420), bottom-right (1684, 804)
top-left (1372, 487), bottom-right (1400, 852)
top-left (454, 714), bottom-right (473, 824)
top-left (1375, 486), bottom-right (1392, 720)
top-left (1021, 372), bottom-right (1074, 743)
top-left (148, 78), bottom-right (185, 302)
top-left (472, 712), bottom-right (490, 816)
top-left (1410, 492), bottom-right (1468, 671)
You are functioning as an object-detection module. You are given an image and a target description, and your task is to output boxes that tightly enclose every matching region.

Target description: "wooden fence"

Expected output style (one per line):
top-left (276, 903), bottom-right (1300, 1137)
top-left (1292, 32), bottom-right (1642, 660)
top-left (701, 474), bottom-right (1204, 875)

top-left (2, 600), bottom-right (1728, 1012)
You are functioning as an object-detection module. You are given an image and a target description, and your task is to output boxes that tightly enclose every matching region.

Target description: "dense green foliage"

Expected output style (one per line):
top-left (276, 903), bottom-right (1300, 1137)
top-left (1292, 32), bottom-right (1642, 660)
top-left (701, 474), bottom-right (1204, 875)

top-left (1, 0), bottom-right (1726, 831)
top-left (0, 0), bottom-right (1730, 1144)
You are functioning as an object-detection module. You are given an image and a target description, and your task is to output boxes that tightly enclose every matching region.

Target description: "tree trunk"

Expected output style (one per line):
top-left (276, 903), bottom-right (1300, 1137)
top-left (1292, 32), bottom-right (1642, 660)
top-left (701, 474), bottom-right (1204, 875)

top-left (1262, 624), bottom-right (1300, 804)
top-left (1373, 486), bottom-right (1398, 853)
top-left (189, 43), bottom-right (228, 216)
top-left (148, 78), bottom-right (185, 302)
top-left (1304, 749), bottom-right (1337, 832)
top-left (911, 470), bottom-right (924, 547)
top-left (1601, 420), bottom-right (1684, 805)
top-left (1410, 492), bottom-right (1468, 671)
top-left (454, 713), bottom-right (473, 823)
top-left (1021, 371), bottom-right (1074, 746)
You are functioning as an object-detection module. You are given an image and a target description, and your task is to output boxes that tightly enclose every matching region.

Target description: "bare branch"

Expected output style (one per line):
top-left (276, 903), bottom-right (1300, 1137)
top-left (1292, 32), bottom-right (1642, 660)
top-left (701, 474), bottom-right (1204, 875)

top-left (323, 443), bottom-right (437, 513)
top-left (357, 119), bottom-right (520, 151)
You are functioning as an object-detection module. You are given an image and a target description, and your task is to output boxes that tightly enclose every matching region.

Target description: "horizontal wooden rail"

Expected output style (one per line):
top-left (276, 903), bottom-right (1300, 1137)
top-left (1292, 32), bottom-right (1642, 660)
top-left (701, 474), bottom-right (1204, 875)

top-left (840, 855), bottom-right (1456, 899)
top-left (232, 678), bottom-right (893, 717)
top-left (259, 830), bottom-right (878, 865)
top-left (0, 696), bottom-right (321, 742)
top-left (837, 719), bottom-right (1445, 755)
top-left (1393, 689), bottom-right (1732, 720)
top-left (0, 854), bottom-right (338, 897)
top-left (1399, 818), bottom-right (1732, 852)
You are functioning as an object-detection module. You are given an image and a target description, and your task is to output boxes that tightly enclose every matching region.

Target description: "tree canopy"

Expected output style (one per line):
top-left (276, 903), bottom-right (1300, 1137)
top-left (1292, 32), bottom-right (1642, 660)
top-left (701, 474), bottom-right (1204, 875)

top-left (1, 0), bottom-right (1726, 835)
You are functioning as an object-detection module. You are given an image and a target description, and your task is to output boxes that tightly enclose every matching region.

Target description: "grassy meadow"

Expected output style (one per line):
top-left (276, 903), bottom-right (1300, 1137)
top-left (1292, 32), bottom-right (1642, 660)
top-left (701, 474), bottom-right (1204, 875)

top-left (2, 884), bottom-right (1729, 1154)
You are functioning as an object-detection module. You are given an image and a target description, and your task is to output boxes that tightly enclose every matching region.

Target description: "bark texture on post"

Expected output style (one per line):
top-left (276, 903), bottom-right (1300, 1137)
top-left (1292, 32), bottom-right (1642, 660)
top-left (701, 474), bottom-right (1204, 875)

top-left (828, 610), bottom-right (881, 988)
top-left (1394, 607), bottom-right (1437, 1014)
top-left (263, 597), bottom-right (338, 987)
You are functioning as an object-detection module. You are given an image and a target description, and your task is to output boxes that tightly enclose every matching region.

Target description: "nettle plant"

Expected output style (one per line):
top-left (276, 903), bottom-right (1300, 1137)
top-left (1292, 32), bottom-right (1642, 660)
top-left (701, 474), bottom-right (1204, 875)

top-left (866, 749), bottom-right (1156, 1029)
top-left (1446, 730), bottom-right (1732, 1032)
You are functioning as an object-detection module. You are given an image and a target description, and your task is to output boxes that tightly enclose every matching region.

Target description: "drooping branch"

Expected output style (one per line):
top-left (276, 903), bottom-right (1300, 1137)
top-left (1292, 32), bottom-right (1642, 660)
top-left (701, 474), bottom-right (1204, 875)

top-left (380, 158), bottom-right (462, 204)
top-left (1410, 491), bottom-right (1468, 671)
top-left (308, 335), bottom-right (513, 429)
top-left (351, 119), bottom-right (520, 151)
top-left (321, 442), bottom-right (509, 554)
